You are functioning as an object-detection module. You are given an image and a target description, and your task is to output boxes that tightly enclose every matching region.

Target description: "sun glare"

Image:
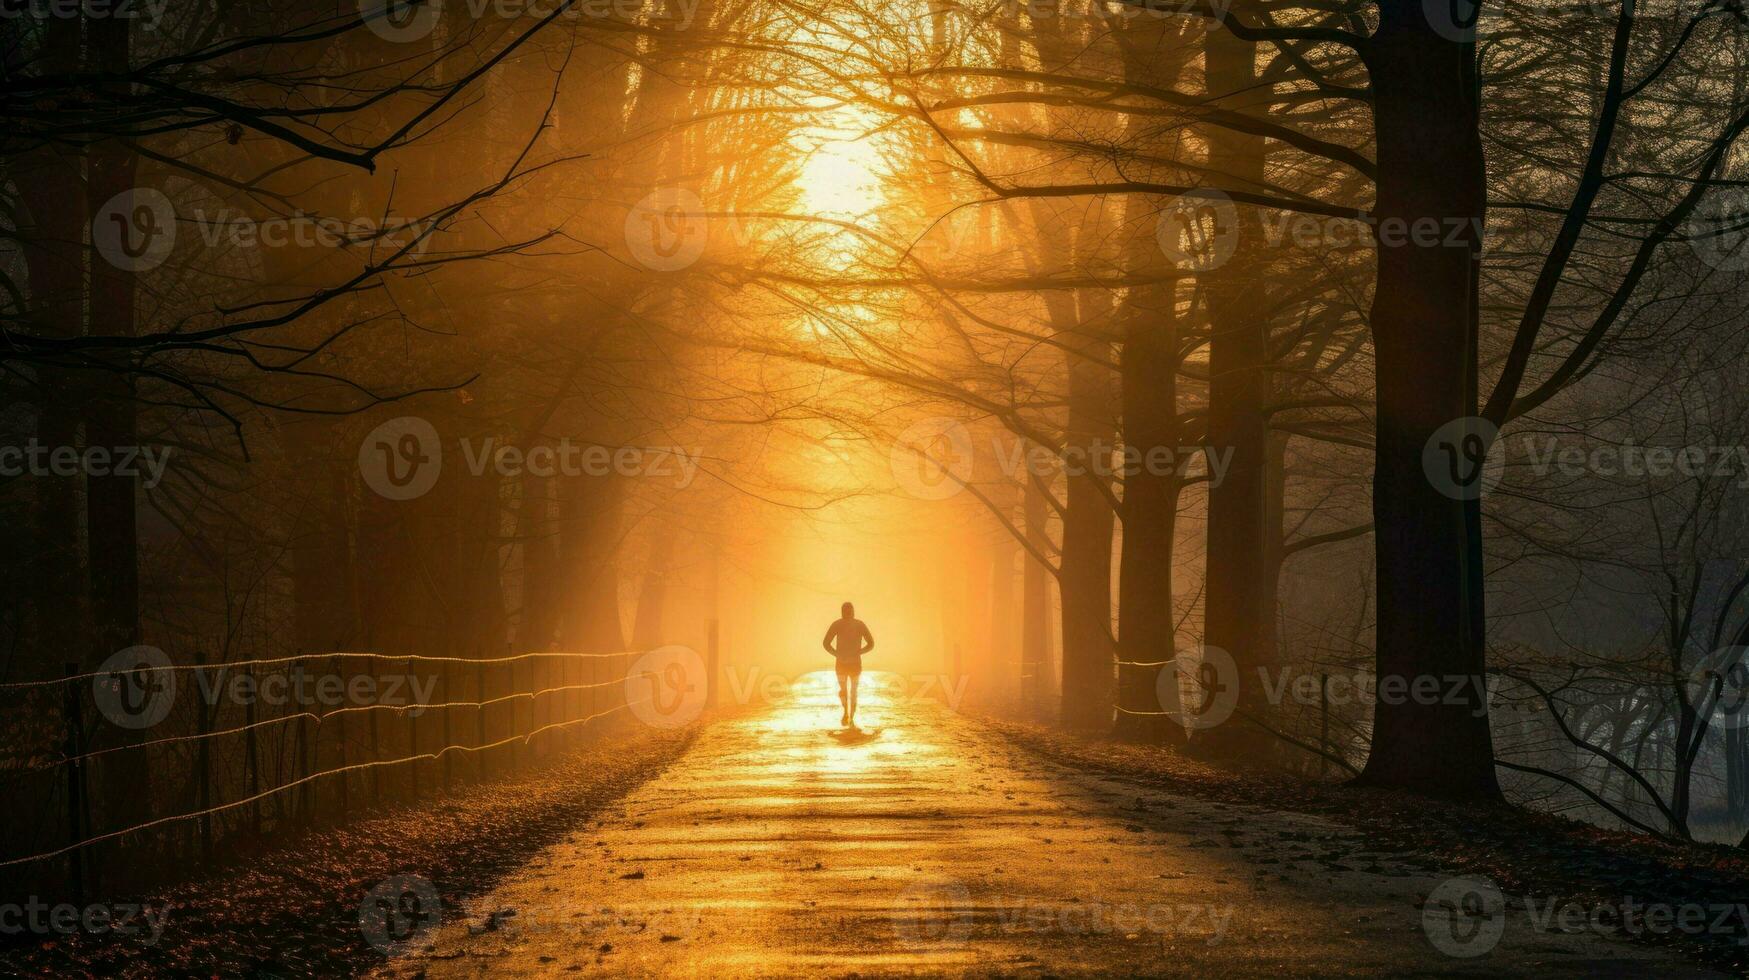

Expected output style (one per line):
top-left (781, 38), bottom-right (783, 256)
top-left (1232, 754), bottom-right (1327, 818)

top-left (797, 135), bottom-right (885, 217)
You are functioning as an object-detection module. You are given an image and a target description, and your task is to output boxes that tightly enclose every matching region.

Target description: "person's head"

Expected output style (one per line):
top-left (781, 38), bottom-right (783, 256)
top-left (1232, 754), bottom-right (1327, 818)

top-left (841, 601), bottom-right (854, 619)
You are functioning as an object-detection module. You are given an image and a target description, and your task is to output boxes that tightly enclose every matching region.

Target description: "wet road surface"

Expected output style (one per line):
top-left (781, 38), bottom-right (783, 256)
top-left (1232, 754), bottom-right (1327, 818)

top-left (372, 671), bottom-right (1718, 977)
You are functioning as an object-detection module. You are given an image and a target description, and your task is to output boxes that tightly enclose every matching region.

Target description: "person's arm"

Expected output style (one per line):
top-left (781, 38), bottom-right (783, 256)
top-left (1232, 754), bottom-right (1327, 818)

top-left (860, 622), bottom-right (874, 655)
top-left (822, 623), bottom-right (837, 656)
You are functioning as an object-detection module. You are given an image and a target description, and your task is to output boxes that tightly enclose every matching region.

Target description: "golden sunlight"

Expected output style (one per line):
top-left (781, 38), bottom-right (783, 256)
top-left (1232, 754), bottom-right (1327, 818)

top-left (797, 134), bottom-right (886, 217)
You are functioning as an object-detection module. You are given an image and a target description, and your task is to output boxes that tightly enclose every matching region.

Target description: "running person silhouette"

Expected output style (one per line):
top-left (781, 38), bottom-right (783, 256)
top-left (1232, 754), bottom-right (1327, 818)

top-left (822, 602), bottom-right (874, 728)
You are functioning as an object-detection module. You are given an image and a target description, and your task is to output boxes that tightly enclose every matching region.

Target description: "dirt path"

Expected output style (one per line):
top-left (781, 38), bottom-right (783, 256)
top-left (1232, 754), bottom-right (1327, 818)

top-left (371, 673), bottom-right (1720, 977)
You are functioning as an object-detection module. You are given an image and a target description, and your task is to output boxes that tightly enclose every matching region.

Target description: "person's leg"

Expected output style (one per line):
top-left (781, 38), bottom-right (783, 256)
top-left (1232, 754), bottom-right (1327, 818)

top-left (847, 673), bottom-right (860, 725)
top-left (837, 672), bottom-right (850, 726)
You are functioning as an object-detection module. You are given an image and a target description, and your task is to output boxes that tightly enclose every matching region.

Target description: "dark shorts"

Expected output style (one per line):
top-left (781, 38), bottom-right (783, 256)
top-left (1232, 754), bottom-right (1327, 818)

top-left (835, 656), bottom-right (862, 679)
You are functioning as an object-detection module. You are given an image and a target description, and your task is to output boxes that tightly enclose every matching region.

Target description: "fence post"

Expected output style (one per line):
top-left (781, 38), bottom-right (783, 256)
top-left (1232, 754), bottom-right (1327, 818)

top-left (368, 658), bottom-right (382, 804)
top-left (442, 661), bottom-right (454, 792)
top-left (587, 653), bottom-right (597, 729)
top-left (509, 654), bottom-right (521, 772)
top-left (1319, 672), bottom-right (1330, 778)
top-left (475, 656), bottom-right (487, 783)
top-left (531, 656), bottom-right (542, 759)
top-left (62, 663), bottom-right (87, 908)
top-left (333, 655), bottom-right (348, 819)
top-left (294, 659), bottom-right (313, 825)
top-left (541, 655), bottom-right (553, 756)
top-left (407, 656), bottom-right (419, 802)
top-left (195, 651), bottom-right (213, 861)
top-left (707, 619), bottom-right (720, 709)
top-left (567, 656), bottom-right (578, 748)
top-left (244, 665), bottom-right (260, 836)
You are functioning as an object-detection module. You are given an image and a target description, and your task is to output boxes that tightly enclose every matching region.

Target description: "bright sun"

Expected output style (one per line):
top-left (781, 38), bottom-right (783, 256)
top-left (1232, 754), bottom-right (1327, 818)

top-left (797, 132), bottom-right (885, 217)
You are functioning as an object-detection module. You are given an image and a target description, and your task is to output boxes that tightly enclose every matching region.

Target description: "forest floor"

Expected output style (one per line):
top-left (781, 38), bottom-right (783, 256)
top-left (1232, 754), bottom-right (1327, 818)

top-left (10, 675), bottom-right (1745, 977)
top-left (0, 722), bottom-right (700, 978)
top-left (364, 673), bottom-right (1725, 978)
top-left (978, 714), bottom-right (1749, 975)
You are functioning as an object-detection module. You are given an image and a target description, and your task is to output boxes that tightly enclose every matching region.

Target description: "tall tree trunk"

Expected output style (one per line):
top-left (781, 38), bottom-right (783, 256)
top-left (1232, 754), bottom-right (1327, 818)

top-left (1021, 475), bottom-right (1051, 718)
top-left (1114, 279), bottom-right (1184, 742)
top-left (1195, 26), bottom-right (1275, 760)
top-left (10, 27), bottom-right (87, 676)
top-left (1057, 290), bottom-right (1117, 729)
top-left (1353, 1), bottom-right (1500, 799)
top-left (81, 17), bottom-right (154, 885)
top-left (1263, 429), bottom-right (1287, 653)
top-left (988, 535), bottom-right (1017, 709)
top-left (85, 16), bottom-right (141, 662)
